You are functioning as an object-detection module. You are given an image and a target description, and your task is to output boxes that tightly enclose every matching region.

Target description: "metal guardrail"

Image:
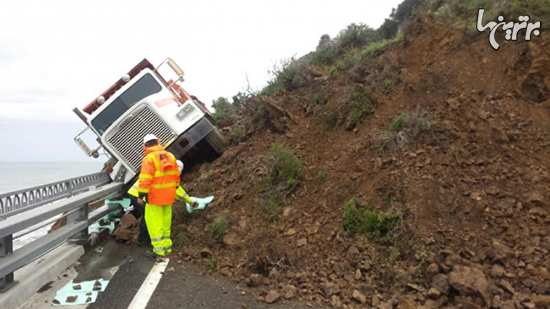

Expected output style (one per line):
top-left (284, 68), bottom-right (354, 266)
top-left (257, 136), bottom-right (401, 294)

top-left (0, 177), bottom-right (125, 291)
top-left (0, 171), bottom-right (111, 220)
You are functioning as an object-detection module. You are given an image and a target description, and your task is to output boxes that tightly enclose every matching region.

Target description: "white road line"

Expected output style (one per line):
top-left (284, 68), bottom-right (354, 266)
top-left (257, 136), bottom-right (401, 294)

top-left (128, 258), bottom-right (170, 309)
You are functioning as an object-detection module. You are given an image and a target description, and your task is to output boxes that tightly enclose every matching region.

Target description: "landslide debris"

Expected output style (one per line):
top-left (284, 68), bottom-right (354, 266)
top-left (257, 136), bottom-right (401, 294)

top-left (129, 3), bottom-right (550, 308)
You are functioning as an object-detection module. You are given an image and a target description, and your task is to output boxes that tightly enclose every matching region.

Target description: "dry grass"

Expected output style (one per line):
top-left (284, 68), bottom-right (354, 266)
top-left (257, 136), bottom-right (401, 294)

top-left (373, 107), bottom-right (433, 150)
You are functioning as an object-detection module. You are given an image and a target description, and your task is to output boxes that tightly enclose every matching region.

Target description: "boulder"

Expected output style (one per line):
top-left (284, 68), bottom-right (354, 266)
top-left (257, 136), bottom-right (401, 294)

top-left (448, 266), bottom-right (491, 305)
top-left (119, 213), bottom-right (138, 229)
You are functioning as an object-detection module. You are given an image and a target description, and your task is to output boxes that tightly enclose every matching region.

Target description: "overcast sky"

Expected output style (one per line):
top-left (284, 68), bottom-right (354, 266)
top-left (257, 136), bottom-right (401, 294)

top-left (0, 0), bottom-right (402, 162)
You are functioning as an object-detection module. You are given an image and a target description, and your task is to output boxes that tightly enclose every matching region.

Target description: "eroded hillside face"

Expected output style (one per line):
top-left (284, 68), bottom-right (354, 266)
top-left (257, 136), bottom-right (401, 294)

top-left (169, 16), bottom-right (550, 308)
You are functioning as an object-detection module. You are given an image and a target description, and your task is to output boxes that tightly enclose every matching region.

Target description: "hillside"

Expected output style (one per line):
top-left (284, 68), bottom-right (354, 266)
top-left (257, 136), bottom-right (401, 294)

top-left (163, 3), bottom-right (550, 309)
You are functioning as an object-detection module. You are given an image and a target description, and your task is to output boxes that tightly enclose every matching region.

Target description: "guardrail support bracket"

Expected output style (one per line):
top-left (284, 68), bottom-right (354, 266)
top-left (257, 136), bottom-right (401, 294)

top-left (0, 235), bottom-right (17, 292)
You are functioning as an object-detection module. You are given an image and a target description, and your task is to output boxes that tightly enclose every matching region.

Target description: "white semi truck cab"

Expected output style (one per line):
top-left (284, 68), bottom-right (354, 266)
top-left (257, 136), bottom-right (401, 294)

top-left (73, 58), bottom-right (226, 184)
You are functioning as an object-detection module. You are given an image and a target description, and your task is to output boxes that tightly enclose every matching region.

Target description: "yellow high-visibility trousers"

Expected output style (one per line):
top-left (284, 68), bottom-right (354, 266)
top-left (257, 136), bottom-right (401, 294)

top-left (145, 204), bottom-right (172, 256)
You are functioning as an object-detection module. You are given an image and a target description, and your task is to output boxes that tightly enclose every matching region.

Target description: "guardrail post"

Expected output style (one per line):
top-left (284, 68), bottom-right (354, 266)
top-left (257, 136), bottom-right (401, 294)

top-left (0, 234), bottom-right (16, 291)
top-left (67, 185), bottom-right (95, 244)
top-left (67, 203), bottom-right (89, 244)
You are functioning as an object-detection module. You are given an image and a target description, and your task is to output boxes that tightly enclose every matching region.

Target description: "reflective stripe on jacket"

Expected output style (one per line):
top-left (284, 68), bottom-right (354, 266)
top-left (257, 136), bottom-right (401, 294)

top-left (138, 145), bottom-right (180, 205)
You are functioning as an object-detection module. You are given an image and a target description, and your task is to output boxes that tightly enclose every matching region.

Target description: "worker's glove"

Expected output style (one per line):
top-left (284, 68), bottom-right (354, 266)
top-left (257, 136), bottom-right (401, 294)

top-left (191, 201), bottom-right (200, 209)
top-left (138, 193), bottom-right (148, 201)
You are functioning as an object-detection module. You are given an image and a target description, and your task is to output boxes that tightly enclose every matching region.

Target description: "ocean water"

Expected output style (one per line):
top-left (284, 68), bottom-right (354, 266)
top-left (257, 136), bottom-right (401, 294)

top-left (0, 161), bottom-right (105, 194)
top-left (0, 162), bottom-right (105, 250)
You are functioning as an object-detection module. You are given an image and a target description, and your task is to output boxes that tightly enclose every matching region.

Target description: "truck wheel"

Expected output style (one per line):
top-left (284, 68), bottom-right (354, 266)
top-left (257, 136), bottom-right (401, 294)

top-left (205, 128), bottom-right (227, 155)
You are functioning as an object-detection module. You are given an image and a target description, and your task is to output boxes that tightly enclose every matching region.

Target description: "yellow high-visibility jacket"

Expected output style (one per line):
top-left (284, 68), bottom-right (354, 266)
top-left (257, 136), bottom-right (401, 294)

top-left (128, 179), bottom-right (193, 204)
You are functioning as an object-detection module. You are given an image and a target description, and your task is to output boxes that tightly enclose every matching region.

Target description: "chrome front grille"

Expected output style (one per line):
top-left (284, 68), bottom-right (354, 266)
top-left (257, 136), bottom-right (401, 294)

top-left (107, 106), bottom-right (175, 172)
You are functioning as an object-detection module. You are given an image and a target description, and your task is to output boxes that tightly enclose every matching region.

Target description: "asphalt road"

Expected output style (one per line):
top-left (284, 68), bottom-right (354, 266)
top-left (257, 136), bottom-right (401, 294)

top-left (81, 239), bottom-right (311, 309)
top-left (21, 238), bottom-right (313, 308)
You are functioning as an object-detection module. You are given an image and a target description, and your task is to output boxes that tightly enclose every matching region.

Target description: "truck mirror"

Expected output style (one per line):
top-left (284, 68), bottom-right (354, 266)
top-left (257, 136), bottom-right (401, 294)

top-left (168, 59), bottom-right (184, 81)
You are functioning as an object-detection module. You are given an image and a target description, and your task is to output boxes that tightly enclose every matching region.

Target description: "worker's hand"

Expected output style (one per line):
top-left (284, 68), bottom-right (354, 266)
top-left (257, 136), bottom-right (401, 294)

top-left (191, 201), bottom-right (199, 209)
top-left (137, 198), bottom-right (145, 206)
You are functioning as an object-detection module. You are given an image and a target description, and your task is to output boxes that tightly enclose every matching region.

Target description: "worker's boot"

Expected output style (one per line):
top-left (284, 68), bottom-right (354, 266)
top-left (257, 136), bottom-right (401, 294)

top-left (137, 240), bottom-right (152, 248)
top-left (144, 250), bottom-right (159, 259)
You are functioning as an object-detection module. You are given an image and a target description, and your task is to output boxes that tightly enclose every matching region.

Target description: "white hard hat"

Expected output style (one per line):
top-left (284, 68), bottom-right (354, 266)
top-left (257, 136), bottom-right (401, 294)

top-left (143, 134), bottom-right (158, 144)
top-left (176, 160), bottom-right (184, 172)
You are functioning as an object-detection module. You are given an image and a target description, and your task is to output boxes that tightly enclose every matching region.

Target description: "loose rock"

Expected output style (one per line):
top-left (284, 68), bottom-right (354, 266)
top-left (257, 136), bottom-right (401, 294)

top-left (533, 294), bottom-right (550, 308)
top-left (265, 290), bottom-right (280, 304)
top-left (352, 289), bottom-right (367, 304)
top-left (427, 287), bottom-right (442, 299)
top-left (246, 274), bottom-right (263, 287)
top-left (200, 248), bottom-right (213, 258)
top-left (398, 297), bottom-right (417, 309)
top-left (431, 274), bottom-right (450, 295)
top-left (320, 282), bottom-right (340, 296)
top-left (281, 284), bottom-right (297, 299)
top-left (66, 296), bottom-right (78, 303)
top-left (449, 266), bottom-right (491, 305)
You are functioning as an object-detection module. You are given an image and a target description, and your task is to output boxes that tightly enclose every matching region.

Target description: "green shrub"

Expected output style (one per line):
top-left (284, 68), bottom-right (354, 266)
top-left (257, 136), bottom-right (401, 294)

top-left (261, 57), bottom-right (306, 95)
top-left (231, 127), bottom-right (243, 141)
top-left (316, 170), bottom-right (328, 184)
top-left (207, 256), bottom-right (219, 271)
top-left (310, 34), bottom-right (338, 66)
top-left (270, 144), bottom-right (305, 189)
top-left (392, 0), bottom-right (427, 22)
top-left (342, 198), bottom-right (401, 245)
top-left (375, 109), bottom-right (433, 149)
top-left (212, 97), bottom-right (236, 123)
top-left (389, 113), bottom-right (407, 132)
top-left (415, 251), bottom-right (428, 269)
top-left (265, 200), bottom-right (281, 222)
top-left (331, 38), bottom-right (398, 76)
top-left (208, 215), bottom-right (227, 243)
top-left (337, 23), bottom-right (381, 50)
top-left (384, 79), bottom-right (394, 92)
top-left (388, 247), bottom-right (401, 263)
top-left (379, 0), bottom-right (426, 39)
top-left (310, 45), bottom-right (339, 66)
top-left (332, 48), bottom-right (362, 74)
top-left (256, 145), bottom-right (305, 221)
top-left (430, 0), bottom-right (550, 31)
top-left (379, 18), bottom-right (400, 40)
top-left (313, 95), bottom-right (324, 105)
top-left (347, 90), bottom-right (376, 122)
top-left (231, 92), bottom-right (249, 108)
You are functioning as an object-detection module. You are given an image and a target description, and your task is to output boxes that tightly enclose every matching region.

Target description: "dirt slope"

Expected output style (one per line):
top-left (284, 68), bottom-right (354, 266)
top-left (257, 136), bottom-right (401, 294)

top-left (168, 16), bottom-right (550, 308)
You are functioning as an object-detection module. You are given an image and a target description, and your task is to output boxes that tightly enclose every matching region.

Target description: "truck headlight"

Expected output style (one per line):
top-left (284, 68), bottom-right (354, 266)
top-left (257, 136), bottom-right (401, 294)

top-left (177, 104), bottom-right (195, 120)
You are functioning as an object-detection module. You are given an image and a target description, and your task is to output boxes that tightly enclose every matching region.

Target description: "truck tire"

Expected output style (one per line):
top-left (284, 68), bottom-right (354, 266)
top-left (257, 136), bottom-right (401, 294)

top-left (205, 128), bottom-right (227, 155)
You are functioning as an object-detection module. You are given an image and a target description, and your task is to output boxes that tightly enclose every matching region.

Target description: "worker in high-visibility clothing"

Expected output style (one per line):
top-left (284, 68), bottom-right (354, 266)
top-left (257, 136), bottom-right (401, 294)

top-left (127, 160), bottom-right (195, 247)
top-left (137, 134), bottom-right (186, 257)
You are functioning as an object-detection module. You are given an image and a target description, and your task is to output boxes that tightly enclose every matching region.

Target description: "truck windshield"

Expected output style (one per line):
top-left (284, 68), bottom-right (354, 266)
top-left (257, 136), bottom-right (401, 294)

top-left (91, 73), bottom-right (162, 135)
